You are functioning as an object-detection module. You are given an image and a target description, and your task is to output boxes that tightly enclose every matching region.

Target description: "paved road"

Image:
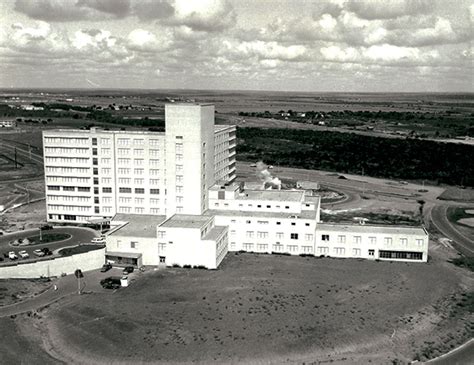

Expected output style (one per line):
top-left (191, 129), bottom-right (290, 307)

top-left (0, 227), bottom-right (98, 264)
top-left (0, 267), bottom-right (126, 318)
top-left (426, 338), bottom-right (474, 364)
top-left (430, 204), bottom-right (474, 256)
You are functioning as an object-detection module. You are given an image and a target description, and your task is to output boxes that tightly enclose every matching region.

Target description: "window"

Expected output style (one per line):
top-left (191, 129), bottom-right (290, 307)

top-left (246, 220), bottom-right (251, 224)
top-left (94, 197), bottom-right (99, 204)
top-left (400, 238), bottom-right (408, 246)
top-left (334, 247), bottom-right (345, 255)
top-left (246, 231), bottom-right (254, 238)
top-left (257, 244), bottom-right (268, 251)
top-left (135, 207), bottom-right (144, 214)
top-left (287, 245), bottom-right (298, 253)
top-left (131, 241), bottom-right (137, 249)
top-left (92, 148), bottom-right (97, 156)
top-left (369, 236), bottom-right (377, 245)
top-left (302, 246), bottom-right (313, 253)
top-left (92, 138), bottom-right (97, 146)
top-left (291, 222), bottom-right (296, 226)
top-left (257, 220), bottom-right (268, 225)
top-left (337, 235), bottom-right (346, 244)
top-left (176, 196), bottom-right (183, 203)
top-left (158, 231), bottom-right (166, 239)
top-left (135, 188), bottom-right (145, 194)
top-left (78, 187), bottom-right (90, 192)
top-left (93, 158), bottom-right (98, 165)
top-left (243, 243), bottom-right (254, 251)
top-left (290, 233), bottom-right (299, 240)
top-left (93, 177), bottom-right (99, 185)
top-left (119, 187), bottom-right (132, 193)
top-left (150, 189), bottom-right (160, 194)
top-left (94, 187), bottom-right (99, 194)
top-left (134, 168), bottom-right (144, 175)
top-left (94, 206), bottom-right (100, 214)
top-left (276, 221), bottom-right (281, 225)
top-left (368, 249), bottom-right (375, 256)
top-left (321, 234), bottom-right (329, 241)
top-left (305, 234), bottom-right (314, 241)
top-left (318, 246), bottom-right (329, 254)
top-left (176, 186), bottom-right (183, 193)
top-left (276, 232), bottom-right (284, 239)
top-left (176, 165), bottom-right (183, 173)
top-left (93, 168), bottom-right (98, 175)
top-left (63, 186), bottom-right (75, 191)
top-left (134, 178), bottom-right (144, 185)
top-left (416, 239), bottom-right (424, 246)
top-left (48, 185), bottom-right (60, 191)
top-left (134, 159), bottom-right (144, 166)
top-left (257, 231), bottom-right (269, 239)
top-left (354, 236), bottom-right (362, 244)
top-left (384, 237), bottom-right (393, 246)
top-left (176, 175), bottom-right (183, 183)
top-left (352, 248), bottom-right (361, 256)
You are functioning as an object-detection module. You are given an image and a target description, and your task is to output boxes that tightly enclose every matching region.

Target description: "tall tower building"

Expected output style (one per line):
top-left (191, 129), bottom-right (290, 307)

top-left (165, 103), bottom-right (215, 216)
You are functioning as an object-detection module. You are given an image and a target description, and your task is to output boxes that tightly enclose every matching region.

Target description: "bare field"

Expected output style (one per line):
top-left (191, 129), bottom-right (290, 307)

top-left (0, 278), bottom-right (50, 307)
top-left (11, 252), bottom-right (471, 365)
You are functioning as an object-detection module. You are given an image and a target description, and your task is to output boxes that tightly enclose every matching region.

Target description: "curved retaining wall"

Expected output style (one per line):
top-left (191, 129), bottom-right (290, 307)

top-left (0, 248), bottom-right (105, 279)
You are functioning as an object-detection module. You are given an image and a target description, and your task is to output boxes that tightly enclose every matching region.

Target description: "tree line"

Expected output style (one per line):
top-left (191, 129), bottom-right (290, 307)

top-left (236, 127), bottom-right (474, 187)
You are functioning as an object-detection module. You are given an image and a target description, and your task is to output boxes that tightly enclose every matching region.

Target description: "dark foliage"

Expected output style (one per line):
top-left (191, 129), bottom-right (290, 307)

top-left (237, 127), bottom-right (474, 187)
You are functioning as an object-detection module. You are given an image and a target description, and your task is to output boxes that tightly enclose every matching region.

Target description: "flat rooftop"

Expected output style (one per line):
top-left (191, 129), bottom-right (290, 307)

top-left (160, 214), bottom-right (213, 229)
top-left (205, 209), bottom-right (317, 220)
top-left (214, 125), bottom-right (236, 132)
top-left (110, 214), bottom-right (167, 238)
top-left (317, 223), bottom-right (427, 236)
top-left (203, 226), bottom-right (227, 241)
top-left (237, 189), bottom-right (305, 202)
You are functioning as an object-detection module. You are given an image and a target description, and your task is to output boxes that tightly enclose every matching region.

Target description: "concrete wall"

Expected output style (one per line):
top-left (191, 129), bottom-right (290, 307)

top-left (0, 248), bottom-right (105, 279)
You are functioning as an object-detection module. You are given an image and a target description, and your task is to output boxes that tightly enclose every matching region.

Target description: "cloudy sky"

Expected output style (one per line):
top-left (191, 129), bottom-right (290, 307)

top-left (0, 0), bottom-right (472, 92)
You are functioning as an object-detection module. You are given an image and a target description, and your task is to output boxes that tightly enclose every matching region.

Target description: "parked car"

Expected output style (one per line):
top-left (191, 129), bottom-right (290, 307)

top-left (18, 250), bottom-right (29, 259)
top-left (41, 247), bottom-right (52, 256)
top-left (33, 249), bottom-right (45, 257)
top-left (100, 277), bottom-right (121, 290)
top-left (91, 237), bottom-right (106, 244)
top-left (8, 251), bottom-right (18, 260)
top-left (122, 266), bottom-right (134, 275)
top-left (40, 224), bottom-right (53, 231)
top-left (100, 263), bottom-right (112, 272)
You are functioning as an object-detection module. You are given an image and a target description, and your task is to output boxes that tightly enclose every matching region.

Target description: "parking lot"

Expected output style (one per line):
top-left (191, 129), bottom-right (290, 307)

top-left (0, 226), bottom-right (99, 265)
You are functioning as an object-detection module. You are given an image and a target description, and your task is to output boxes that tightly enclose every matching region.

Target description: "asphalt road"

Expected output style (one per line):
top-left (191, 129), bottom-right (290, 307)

top-left (0, 226), bottom-right (98, 264)
top-left (427, 339), bottom-right (474, 365)
top-left (430, 204), bottom-right (474, 256)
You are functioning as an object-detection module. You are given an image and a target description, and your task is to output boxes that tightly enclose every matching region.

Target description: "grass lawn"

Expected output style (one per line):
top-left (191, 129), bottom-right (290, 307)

top-left (446, 207), bottom-right (474, 228)
top-left (59, 244), bottom-right (104, 256)
top-left (0, 278), bottom-right (50, 307)
top-left (35, 253), bottom-right (471, 364)
top-left (26, 233), bottom-right (71, 245)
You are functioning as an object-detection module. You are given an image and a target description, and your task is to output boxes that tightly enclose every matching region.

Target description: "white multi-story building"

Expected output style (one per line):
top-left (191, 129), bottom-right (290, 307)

top-left (43, 103), bottom-right (428, 269)
top-left (43, 104), bottom-right (236, 223)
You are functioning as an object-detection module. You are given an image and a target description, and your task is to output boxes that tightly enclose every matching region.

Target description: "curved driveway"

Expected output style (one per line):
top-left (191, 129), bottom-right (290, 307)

top-left (0, 226), bottom-right (98, 263)
top-left (430, 205), bottom-right (474, 256)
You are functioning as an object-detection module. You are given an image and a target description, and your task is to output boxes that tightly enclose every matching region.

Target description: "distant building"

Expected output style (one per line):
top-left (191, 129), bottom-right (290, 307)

top-left (0, 120), bottom-right (16, 128)
top-left (42, 103), bottom-right (428, 269)
top-left (20, 105), bottom-right (44, 111)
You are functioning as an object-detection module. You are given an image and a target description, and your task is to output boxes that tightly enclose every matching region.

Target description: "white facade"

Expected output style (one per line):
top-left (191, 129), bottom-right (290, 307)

top-left (314, 223), bottom-right (429, 262)
top-left (43, 103), bottom-right (236, 223)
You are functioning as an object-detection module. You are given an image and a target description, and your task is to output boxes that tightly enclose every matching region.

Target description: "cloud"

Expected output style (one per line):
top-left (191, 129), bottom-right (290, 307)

top-left (223, 40), bottom-right (308, 62)
top-left (346, 0), bottom-right (431, 20)
top-left (14, 0), bottom-right (132, 21)
top-left (170, 0), bottom-right (236, 32)
top-left (134, 0), bottom-right (174, 21)
top-left (126, 28), bottom-right (173, 52)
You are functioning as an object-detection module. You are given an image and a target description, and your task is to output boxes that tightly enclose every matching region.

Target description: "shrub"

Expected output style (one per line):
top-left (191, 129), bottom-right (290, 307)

top-left (172, 264), bottom-right (180, 268)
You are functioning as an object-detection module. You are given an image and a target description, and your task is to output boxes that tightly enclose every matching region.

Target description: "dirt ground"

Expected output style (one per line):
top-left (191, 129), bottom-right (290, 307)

top-left (0, 278), bottom-right (51, 307)
top-left (3, 249), bottom-right (470, 365)
top-left (0, 198), bottom-right (46, 232)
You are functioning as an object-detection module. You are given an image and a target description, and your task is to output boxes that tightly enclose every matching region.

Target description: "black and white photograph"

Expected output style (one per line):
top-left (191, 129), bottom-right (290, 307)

top-left (0, 0), bottom-right (473, 364)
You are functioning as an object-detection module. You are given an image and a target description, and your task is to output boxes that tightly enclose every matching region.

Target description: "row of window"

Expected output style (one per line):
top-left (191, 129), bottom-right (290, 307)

top-left (44, 137), bottom-right (88, 144)
top-left (320, 234), bottom-right (423, 246)
top-left (46, 167), bottom-right (89, 173)
top-left (45, 147), bottom-right (88, 154)
top-left (118, 187), bottom-right (160, 194)
top-left (118, 207), bottom-right (163, 214)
